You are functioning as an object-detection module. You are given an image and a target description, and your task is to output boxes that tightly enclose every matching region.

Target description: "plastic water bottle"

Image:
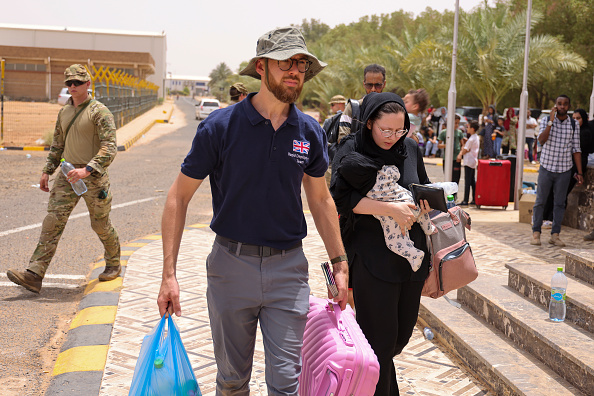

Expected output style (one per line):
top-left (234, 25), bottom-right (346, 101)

top-left (427, 182), bottom-right (458, 199)
top-left (151, 355), bottom-right (175, 396)
top-left (423, 327), bottom-right (434, 340)
top-left (60, 159), bottom-right (87, 196)
top-left (446, 195), bottom-right (456, 209)
top-left (549, 267), bottom-right (567, 322)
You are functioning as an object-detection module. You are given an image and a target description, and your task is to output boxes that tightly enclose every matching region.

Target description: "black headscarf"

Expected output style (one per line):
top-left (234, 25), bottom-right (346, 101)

top-left (354, 92), bottom-right (411, 166)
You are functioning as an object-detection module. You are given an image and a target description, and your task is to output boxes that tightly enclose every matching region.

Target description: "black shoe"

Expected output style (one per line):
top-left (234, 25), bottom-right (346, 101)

top-left (459, 201), bottom-right (469, 206)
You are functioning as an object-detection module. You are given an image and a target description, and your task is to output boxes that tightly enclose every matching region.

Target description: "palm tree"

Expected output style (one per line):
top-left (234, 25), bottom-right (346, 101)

top-left (208, 63), bottom-right (233, 101)
top-left (401, 5), bottom-right (587, 109)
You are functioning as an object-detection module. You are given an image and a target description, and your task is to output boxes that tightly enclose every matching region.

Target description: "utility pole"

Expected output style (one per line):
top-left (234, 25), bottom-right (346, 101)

top-left (514, 0), bottom-right (533, 210)
top-left (445, 0), bottom-right (460, 182)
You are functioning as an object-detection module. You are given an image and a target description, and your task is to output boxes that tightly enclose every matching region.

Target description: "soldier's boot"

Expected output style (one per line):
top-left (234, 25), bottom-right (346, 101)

top-left (7, 269), bottom-right (42, 294)
top-left (98, 264), bottom-right (121, 281)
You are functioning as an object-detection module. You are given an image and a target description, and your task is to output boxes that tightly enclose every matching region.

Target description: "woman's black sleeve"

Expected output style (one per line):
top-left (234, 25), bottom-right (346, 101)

top-left (416, 145), bottom-right (431, 184)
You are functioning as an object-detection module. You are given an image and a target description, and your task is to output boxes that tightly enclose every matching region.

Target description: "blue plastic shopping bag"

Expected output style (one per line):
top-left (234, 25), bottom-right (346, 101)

top-left (129, 314), bottom-right (201, 396)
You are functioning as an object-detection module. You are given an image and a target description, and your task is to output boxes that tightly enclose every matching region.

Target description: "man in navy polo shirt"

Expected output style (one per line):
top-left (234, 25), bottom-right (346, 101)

top-left (157, 27), bottom-right (348, 395)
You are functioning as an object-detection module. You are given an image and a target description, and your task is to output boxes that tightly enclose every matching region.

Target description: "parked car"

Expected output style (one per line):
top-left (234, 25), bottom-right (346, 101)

top-left (454, 106), bottom-right (482, 130)
top-left (57, 87), bottom-right (93, 105)
top-left (195, 98), bottom-right (221, 120)
top-left (456, 106), bottom-right (483, 123)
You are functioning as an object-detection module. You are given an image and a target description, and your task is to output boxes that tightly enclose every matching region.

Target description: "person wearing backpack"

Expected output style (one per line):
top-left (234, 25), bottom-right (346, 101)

top-left (325, 64), bottom-right (386, 189)
top-left (335, 64), bottom-right (387, 144)
top-left (323, 95), bottom-right (347, 186)
top-left (531, 95), bottom-right (584, 247)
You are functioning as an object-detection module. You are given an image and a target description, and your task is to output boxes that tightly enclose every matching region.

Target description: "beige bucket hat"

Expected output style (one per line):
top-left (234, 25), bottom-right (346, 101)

top-left (239, 27), bottom-right (326, 83)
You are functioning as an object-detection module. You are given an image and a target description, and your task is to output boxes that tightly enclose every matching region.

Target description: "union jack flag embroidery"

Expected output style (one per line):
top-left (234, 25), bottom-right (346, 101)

top-left (293, 140), bottom-right (310, 154)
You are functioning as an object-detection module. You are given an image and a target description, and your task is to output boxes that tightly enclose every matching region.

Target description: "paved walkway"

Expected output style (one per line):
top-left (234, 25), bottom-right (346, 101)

top-left (96, 205), bottom-right (593, 395)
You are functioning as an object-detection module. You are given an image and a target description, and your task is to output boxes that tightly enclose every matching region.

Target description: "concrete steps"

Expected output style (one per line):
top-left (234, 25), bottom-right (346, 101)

top-left (563, 249), bottom-right (594, 286)
top-left (459, 275), bottom-right (594, 395)
top-left (418, 248), bottom-right (594, 395)
top-left (419, 296), bottom-right (583, 395)
top-left (507, 262), bottom-right (594, 333)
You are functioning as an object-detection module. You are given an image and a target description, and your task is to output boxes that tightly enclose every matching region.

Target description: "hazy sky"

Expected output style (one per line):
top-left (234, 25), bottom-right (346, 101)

top-left (3, 0), bottom-right (492, 77)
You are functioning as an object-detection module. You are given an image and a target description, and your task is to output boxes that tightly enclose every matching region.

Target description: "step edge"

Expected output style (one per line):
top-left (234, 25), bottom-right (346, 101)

top-left (462, 279), bottom-right (594, 361)
top-left (506, 263), bottom-right (594, 311)
top-left (419, 298), bottom-right (583, 395)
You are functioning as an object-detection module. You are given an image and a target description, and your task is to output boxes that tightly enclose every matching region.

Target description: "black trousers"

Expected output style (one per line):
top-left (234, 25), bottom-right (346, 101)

top-left (352, 258), bottom-right (425, 396)
top-left (463, 165), bottom-right (476, 203)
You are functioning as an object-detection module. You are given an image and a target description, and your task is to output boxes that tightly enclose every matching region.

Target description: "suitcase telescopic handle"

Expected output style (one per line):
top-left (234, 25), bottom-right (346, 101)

top-left (489, 162), bottom-right (503, 166)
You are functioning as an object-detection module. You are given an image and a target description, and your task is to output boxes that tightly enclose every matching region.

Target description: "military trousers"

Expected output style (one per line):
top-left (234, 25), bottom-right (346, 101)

top-left (28, 169), bottom-right (120, 278)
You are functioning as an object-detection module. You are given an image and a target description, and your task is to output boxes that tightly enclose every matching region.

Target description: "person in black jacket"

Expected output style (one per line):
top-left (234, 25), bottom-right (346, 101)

top-left (330, 92), bottom-right (432, 396)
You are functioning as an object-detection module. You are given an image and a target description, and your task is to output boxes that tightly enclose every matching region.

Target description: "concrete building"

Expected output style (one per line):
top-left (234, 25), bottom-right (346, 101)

top-left (165, 74), bottom-right (210, 97)
top-left (0, 23), bottom-right (167, 99)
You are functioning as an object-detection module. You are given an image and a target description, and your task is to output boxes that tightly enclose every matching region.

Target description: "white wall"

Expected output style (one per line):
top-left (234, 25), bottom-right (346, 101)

top-left (0, 24), bottom-right (167, 96)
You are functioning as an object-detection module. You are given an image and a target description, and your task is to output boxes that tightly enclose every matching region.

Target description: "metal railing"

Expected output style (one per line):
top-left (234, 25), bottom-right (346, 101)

top-left (0, 62), bottom-right (159, 147)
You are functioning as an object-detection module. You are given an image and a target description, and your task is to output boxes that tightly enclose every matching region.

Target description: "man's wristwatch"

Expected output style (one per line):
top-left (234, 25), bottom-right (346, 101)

top-left (330, 255), bottom-right (348, 264)
top-left (85, 165), bottom-right (94, 174)
top-left (547, 120), bottom-right (553, 127)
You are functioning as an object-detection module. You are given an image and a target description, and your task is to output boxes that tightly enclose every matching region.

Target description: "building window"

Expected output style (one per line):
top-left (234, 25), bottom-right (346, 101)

top-left (4, 63), bottom-right (47, 71)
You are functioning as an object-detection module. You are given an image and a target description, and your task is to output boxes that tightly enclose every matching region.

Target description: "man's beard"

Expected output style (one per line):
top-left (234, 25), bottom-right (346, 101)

top-left (266, 72), bottom-right (303, 104)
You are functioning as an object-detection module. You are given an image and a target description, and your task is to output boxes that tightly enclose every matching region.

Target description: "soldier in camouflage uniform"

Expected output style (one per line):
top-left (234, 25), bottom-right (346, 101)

top-left (229, 82), bottom-right (248, 103)
top-left (7, 64), bottom-right (121, 293)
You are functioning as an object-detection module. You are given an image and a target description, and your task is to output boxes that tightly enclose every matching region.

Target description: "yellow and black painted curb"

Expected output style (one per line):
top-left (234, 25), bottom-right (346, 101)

top-left (0, 145), bottom-right (49, 151)
top-left (117, 104), bottom-right (175, 152)
top-left (45, 223), bottom-right (208, 395)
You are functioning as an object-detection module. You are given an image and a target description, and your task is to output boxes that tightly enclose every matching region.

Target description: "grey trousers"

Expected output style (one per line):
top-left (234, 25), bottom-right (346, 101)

top-left (206, 238), bottom-right (310, 396)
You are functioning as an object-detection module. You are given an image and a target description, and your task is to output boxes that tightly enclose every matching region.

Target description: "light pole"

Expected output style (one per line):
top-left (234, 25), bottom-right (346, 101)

top-left (445, 0), bottom-right (460, 182)
top-left (590, 69), bottom-right (594, 121)
top-left (514, 0), bottom-right (533, 210)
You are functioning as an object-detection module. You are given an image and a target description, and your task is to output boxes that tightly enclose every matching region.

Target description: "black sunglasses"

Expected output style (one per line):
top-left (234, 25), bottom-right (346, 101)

top-left (66, 80), bottom-right (86, 87)
top-left (364, 82), bottom-right (384, 90)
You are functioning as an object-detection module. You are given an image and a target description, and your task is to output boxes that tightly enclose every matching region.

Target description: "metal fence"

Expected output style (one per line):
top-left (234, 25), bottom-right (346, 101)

top-left (0, 61), bottom-right (159, 147)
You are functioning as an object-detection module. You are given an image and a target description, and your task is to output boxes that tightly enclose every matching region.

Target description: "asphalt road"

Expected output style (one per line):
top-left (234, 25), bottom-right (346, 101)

top-left (0, 98), bottom-right (212, 395)
top-left (0, 98), bottom-right (538, 395)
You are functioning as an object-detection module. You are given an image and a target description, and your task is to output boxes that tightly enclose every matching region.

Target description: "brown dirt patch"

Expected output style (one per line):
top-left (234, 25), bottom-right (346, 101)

top-left (1, 101), bottom-right (61, 147)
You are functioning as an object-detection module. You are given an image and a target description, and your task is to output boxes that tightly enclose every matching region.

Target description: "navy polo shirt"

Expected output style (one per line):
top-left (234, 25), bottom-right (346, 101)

top-left (181, 92), bottom-right (329, 249)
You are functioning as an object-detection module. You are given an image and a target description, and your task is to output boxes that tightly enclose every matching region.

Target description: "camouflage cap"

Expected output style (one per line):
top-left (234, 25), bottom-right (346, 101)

top-left (64, 64), bottom-right (91, 82)
top-left (239, 27), bottom-right (326, 83)
top-left (329, 95), bottom-right (347, 105)
top-left (230, 82), bottom-right (248, 95)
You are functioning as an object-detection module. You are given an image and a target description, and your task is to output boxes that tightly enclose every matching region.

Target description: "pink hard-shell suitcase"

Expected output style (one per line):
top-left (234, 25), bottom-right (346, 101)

top-left (298, 295), bottom-right (380, 396)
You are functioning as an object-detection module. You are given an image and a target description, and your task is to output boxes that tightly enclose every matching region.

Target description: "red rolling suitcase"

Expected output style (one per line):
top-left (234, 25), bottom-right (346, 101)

top-left (475, 159), bottom-right (510, 209)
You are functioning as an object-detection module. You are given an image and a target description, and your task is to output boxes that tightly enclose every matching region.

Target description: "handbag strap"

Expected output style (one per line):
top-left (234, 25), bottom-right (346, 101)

top-left (63, 99), bottom-right (94, 140)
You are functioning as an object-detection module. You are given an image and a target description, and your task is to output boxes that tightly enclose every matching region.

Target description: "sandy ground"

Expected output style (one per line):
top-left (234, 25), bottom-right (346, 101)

top-left (1, 101), bottom-right (61, 146)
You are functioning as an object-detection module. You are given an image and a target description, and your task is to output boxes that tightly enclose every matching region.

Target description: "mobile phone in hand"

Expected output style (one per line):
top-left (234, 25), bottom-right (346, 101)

top-left (321, 262), bottom-right (338, 298)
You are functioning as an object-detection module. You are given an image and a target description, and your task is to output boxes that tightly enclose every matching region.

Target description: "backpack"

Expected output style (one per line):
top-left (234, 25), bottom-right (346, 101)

top-left (422, 206), bottom-right (477, 304)
top-left (325, 99), bottom-right (360, 162)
